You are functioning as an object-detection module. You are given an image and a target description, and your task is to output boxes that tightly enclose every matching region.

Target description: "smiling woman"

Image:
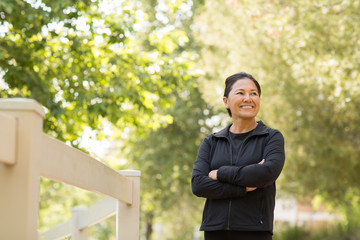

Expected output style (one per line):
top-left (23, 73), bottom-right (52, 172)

top-left (191, 72), bottom-right (285, 240)
top-left (222, 73), bottom-right (261, 132)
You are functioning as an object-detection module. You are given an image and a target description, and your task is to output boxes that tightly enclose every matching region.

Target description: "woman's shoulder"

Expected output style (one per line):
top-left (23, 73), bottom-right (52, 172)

top-left (257, 121), bottom-right (284, 140)
top-left (212, 124), bottom-right (231, 138)
top-left (258, 121), bottom-right (282, 133)
top-left (201, 125), bottom-right (230, 145)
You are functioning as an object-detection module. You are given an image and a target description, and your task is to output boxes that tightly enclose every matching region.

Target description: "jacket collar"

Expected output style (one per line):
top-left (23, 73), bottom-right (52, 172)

top-left (213, 120), bottom-right (269, 139)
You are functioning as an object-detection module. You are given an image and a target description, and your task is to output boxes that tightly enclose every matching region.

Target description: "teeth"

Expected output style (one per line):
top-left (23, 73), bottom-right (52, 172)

top-left (241, 106), bottom-right (253, 109)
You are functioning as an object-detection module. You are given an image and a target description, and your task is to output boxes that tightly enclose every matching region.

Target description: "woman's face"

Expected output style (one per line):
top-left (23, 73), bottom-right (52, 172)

top-left (223, 78), bottom-right (260, 120)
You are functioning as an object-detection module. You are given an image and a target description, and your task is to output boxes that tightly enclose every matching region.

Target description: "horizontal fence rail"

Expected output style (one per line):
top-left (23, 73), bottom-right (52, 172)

top-left (0, 98), bottom-right (140, 240)
top-left (39, 134), bottom-right (133, 204)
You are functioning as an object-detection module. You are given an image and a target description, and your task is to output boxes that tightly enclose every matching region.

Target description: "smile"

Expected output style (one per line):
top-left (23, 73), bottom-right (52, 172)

top-left (240, 106), bottom-right (254, 109)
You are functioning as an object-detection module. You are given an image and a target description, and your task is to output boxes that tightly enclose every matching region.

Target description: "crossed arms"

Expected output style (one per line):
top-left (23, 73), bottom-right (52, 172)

top-left (191, 131), bottom-right (285, 199)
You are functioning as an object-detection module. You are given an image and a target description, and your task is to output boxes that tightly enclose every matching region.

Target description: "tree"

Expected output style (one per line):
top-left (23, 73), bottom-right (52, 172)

top-left (0, 0), bottom-right (194, 143)
top-left (1, 0), bottom-right (206, 235)
top-left (194, 0), bottom-right (360, 225)
top-left (119, 84), bottom-right (217, 240)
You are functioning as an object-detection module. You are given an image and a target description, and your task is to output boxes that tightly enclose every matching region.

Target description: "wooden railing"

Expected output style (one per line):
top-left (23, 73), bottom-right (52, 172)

top-left (0, 98), bottom-right (140, 240)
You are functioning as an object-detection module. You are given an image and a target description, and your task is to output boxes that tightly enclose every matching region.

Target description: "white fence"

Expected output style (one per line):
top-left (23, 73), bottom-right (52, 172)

top-left (0, 98), bottom-right (140, 240)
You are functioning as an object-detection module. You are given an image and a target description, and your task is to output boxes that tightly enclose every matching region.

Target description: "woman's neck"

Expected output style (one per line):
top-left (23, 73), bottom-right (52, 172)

top-left (230, 119), bottom-right (258, 133)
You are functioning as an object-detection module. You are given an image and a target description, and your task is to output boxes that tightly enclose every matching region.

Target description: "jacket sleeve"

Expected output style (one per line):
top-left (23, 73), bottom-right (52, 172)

top-left (217, 130), bottom-right (285, 188)
top-left (191, 135), bottom-right (247, 199)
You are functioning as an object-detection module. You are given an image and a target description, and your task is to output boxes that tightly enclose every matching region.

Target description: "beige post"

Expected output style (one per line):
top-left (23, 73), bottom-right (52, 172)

top-left (71, 206), bottom-right (89, 240)
top-left (116, 170), bottom-right (141, 240)
top-left (0, 98), bottom-right (45, 240)
top-left (0, 112), bottom-right (17, 164)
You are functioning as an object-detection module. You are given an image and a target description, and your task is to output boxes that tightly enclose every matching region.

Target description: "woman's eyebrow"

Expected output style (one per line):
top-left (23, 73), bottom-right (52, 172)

top-left (233, 88), bottom-right (257, 92)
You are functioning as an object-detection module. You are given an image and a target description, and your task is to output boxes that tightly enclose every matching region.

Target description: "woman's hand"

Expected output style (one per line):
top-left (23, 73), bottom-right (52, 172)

top-left (246, 187), bottom-right (257, 192)
top-left (258, 159), bottom-right (265, 165)
top-left (246, 159), bottom-right (265, 192)
top-left (208, 170), bottom-right (218, 180)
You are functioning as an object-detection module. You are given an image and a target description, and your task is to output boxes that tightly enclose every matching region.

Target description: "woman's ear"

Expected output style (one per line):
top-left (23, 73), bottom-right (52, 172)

top-left (223, 97), bottom-right (228, 108)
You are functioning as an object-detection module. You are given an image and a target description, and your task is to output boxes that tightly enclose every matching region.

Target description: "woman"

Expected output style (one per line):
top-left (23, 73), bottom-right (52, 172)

top-left (192, 72), bottom-right (285, 240)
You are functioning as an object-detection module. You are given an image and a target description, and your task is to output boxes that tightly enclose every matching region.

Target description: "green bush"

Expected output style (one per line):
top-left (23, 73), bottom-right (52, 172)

top-left (274, 223), bottom-right (360, 240)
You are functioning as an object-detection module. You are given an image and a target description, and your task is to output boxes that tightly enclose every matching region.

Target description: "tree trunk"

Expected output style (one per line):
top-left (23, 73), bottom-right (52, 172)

top-left (145, 212), bottom-right (154, 240)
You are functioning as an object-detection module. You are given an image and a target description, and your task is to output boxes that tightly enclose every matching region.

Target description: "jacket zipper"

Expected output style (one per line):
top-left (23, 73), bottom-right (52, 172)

top-left (227, 138), bottom-right (233, 230)
top-left (235, 136), bottom-right (252, 164)
top-left (225, 133), bottom-right (257, 230)
top-left (259, 189), bottom-right (264, 225)
top-left (218, 126), bottom-right (269, 230)
top-left (227, 200), bottom-right (232, 230)
top-left (235, 131), bottom-right (268, 165)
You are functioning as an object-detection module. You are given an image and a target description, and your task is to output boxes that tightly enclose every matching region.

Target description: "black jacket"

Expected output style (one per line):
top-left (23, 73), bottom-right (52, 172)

top-left (191, 121), bottom-right (285, 232)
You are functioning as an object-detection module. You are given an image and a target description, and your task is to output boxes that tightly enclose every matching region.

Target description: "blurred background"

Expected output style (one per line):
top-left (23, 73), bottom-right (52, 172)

top-left (1, 0), bottom-right (360, 239)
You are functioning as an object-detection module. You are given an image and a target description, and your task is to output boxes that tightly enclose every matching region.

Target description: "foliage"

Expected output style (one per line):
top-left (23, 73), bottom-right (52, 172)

top-left (4, 0), bottom-right (360, 238)
top-left (0, 0), bottom-right (195, 143)
top-left (38, 179), bottom-right (102, 231)
top-left (1, 0), bottom-right (205, 236)
top-left (273, 225), bottom-right (311, 240)
top-left (107, 82), bottom-right (216, 239)
top-left (194, 0), bottom-right (360, 223)
top-left (274, 223), bottom-right (360, 240)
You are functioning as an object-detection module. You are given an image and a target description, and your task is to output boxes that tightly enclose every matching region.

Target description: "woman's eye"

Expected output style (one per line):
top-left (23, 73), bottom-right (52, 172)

top-left (251, 92), bottom-right (258, 96)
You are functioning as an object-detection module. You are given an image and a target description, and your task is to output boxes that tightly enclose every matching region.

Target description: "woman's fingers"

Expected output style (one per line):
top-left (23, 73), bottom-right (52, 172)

top-left (246, 187), bottom-right (257, 192)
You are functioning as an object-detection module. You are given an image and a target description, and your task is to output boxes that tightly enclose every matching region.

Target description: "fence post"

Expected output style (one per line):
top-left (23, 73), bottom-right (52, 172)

top-left (71, 206), bottom-right (89, 240)
top-left (0, 98), bottom-right (44, 240)
top-left (116, 170), bottom-right (141, 240)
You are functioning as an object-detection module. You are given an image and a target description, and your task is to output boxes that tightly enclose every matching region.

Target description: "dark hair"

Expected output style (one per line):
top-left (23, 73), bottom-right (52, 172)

top-left (224, 72), bottom-right (261, 117)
